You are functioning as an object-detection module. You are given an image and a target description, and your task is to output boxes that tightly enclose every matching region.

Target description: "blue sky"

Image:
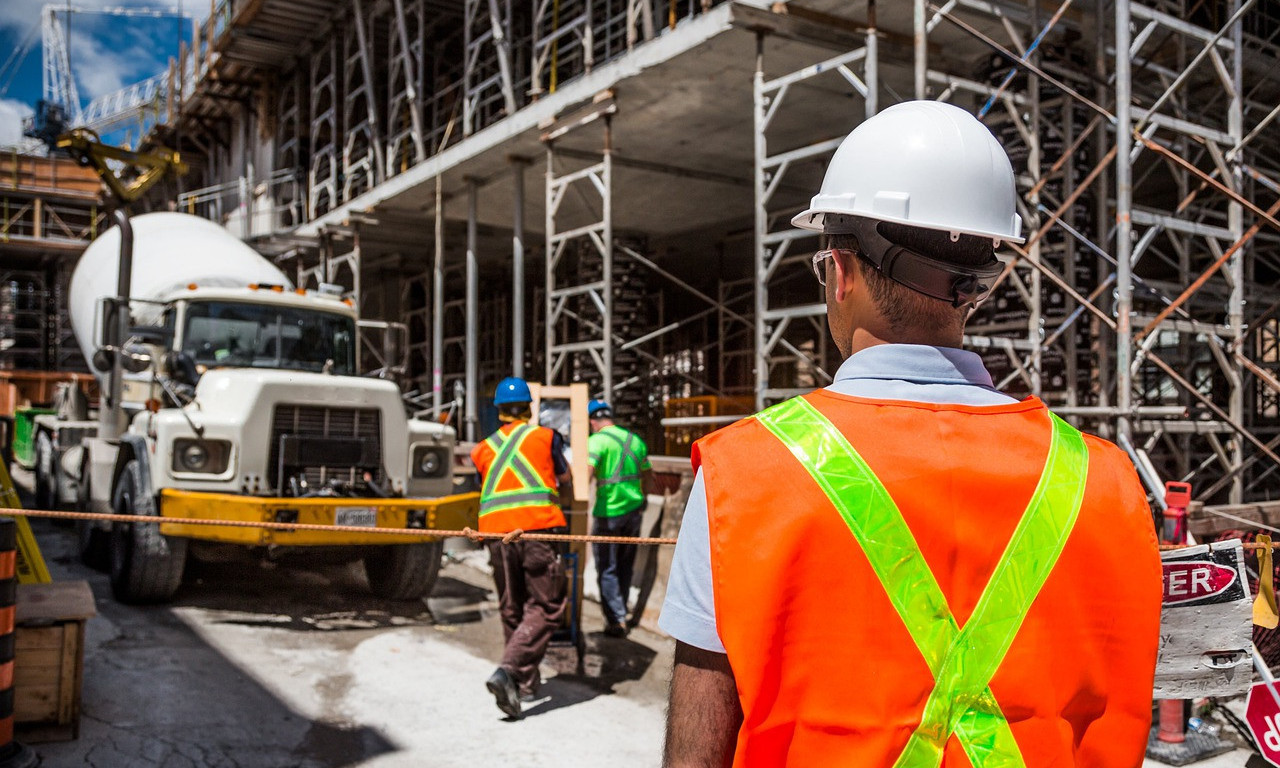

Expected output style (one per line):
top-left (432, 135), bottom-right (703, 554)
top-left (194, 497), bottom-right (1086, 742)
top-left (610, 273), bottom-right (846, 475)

top-left (0, 0), bottom-right (206, 147)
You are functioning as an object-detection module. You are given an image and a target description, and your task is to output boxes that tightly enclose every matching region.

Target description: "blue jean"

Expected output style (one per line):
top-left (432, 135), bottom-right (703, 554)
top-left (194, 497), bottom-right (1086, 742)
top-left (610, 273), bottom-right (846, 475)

top-left (592, 507), bottom-right (643, 626)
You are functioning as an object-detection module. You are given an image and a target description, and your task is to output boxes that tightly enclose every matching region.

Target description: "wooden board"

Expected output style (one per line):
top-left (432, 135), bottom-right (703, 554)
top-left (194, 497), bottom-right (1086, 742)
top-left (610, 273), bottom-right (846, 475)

top-left (1190, 500), bottom-right (1280, 539)
top-left (0, 372), bottom-right (97, 417)
top-left (0, 153), bottom-right (101, 199)
top-left (1154, 540), bottom-right (1254, 699)
top-left (17, 581), bottom-right (97, 624)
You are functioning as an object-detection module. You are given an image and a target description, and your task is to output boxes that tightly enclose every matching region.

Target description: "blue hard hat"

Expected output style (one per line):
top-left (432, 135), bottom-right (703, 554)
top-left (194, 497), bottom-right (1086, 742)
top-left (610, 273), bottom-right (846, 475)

top-left (588, 399), bottom-right (612, 417)
top-left (494, 377), bottom-right (532, 406)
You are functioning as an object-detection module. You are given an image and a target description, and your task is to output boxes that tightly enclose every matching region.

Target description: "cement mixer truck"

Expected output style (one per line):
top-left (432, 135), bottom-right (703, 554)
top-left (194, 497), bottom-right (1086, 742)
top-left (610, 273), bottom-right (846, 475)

top-left (32, 212), bottom-right (477, 604)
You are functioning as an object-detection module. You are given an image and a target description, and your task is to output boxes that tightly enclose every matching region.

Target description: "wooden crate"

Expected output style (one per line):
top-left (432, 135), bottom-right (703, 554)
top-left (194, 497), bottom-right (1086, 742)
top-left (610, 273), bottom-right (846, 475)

top-left (13, 581), bottom-right (96, 742)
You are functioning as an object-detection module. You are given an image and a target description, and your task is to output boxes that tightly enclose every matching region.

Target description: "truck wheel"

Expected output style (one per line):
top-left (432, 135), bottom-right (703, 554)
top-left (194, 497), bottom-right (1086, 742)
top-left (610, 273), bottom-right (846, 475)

top-left (76, 458), bottom-right (109, 571)
top-left (110, 460), bottom-right (187, 604)
top-left (33, 431), bottom-right (58, 511)
top-left (363, 539), bottom-right (444, 601)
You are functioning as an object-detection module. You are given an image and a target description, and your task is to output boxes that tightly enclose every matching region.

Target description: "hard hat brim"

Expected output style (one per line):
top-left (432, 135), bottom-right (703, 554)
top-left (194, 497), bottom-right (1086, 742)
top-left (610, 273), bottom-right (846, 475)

top-left (791, 208), bottom-right (1027, 245)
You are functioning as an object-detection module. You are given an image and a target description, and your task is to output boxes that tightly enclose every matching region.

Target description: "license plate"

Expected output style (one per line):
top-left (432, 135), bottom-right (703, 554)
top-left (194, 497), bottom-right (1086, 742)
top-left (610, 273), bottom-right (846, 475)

top-left (335, 507), bottom-right (378, 527)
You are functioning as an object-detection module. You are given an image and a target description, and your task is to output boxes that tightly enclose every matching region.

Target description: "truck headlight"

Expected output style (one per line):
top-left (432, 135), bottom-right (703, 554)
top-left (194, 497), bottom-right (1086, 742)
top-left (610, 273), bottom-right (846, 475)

top-left (412, 446), bottom-right (449, 479)
top-left (172, 438), bottom-right (231, 475)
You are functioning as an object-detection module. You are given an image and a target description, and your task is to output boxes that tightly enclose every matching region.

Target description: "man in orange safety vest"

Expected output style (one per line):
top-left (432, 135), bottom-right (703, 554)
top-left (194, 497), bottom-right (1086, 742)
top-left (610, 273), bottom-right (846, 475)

top-left (659, 101), bottom-right (1162, 767)
top-left (472, 376), bottom-right (571, 720)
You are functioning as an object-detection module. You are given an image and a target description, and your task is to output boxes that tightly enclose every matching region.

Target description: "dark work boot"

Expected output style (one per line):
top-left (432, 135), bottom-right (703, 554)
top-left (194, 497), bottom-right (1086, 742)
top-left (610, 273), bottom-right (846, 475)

top-left (485, 667), bottom-right (522, 719)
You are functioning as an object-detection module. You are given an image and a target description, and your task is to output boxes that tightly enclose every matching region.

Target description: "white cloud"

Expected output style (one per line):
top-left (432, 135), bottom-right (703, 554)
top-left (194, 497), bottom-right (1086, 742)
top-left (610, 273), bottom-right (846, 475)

top-left (0, 98), bottom-right (34, 147)
top-left (28, 7), bottom-right (201, 104)
top-left (71, 28), bottom-right (143, 100)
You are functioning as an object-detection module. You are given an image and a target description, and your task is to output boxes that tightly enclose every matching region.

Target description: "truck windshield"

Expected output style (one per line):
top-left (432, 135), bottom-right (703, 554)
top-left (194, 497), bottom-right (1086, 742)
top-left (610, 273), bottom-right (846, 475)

top-left (182, 301), bottom-right (356, 375)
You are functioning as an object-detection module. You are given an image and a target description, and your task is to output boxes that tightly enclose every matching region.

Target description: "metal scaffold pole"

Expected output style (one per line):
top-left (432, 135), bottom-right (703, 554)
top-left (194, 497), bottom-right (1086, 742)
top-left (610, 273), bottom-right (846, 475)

top-left (1114, 0), bottom-right (1134, 443)
top-left (1227, 0), bottom-right (1246, 502)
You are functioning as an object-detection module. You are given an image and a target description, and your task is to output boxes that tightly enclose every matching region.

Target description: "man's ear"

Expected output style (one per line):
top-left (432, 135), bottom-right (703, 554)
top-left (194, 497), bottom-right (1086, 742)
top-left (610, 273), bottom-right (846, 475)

top-left (832, 249), bottom-right (856, 303)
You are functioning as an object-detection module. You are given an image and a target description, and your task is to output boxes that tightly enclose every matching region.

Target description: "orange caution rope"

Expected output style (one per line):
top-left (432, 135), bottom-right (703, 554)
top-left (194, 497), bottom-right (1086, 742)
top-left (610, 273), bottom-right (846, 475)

top-left (0, 507), bottom-right (678, 546)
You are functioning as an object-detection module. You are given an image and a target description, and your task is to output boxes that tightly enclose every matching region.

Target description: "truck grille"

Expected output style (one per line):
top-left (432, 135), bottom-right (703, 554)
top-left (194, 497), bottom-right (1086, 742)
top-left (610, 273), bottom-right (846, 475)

top-left (268, 404), bottom-right (384, 491)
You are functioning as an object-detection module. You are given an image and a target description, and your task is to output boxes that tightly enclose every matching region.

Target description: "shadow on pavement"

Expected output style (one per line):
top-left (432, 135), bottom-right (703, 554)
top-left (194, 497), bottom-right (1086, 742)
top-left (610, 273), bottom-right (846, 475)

top-left (27, 516), bottom-right (402, 768)
top-left (427, 575), bottom-right (494, 625)
top-left (523, 632), bottom-right (659, 718)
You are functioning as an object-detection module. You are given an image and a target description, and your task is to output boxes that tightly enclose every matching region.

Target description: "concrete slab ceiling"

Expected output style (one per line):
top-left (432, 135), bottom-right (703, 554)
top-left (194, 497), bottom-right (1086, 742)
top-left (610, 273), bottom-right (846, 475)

top-left (302, 0), bottom-right (1090, 274)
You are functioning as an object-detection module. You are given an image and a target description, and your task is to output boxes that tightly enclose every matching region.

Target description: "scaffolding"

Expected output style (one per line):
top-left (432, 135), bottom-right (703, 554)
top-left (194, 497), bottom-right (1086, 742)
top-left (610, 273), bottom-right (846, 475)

top-left (138, 0), bottom-right (1278, 505)
top-left (0, 152), bottom-right (102, 374)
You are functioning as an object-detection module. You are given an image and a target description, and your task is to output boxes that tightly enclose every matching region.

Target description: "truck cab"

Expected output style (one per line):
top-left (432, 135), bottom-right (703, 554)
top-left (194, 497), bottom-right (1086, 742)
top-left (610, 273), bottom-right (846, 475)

top-left (36, 213), bottom-right (476, 605)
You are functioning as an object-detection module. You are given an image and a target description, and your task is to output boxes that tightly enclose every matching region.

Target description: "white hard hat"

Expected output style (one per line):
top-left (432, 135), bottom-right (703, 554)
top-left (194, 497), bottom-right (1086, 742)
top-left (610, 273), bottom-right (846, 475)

top-left (792, 100), bottom-right (1024, 244)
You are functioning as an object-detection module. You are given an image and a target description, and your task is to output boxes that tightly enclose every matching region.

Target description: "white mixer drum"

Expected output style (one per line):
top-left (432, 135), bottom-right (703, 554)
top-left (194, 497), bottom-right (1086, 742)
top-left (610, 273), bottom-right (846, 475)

top-left (69, 212), bottom-right (291, 374)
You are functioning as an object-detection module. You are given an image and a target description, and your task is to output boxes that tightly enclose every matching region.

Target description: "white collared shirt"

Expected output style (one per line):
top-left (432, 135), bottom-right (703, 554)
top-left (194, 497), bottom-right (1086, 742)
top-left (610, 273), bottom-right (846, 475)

top-left (657, 344), bottom-right (1018, 652)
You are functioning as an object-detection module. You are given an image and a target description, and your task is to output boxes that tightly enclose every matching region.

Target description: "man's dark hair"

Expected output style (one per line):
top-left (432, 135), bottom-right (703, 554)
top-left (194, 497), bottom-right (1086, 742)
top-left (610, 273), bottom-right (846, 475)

top-left (499, 402), bottom-right (532, 420)
top-left (826, 221), bottom-right (994, 333)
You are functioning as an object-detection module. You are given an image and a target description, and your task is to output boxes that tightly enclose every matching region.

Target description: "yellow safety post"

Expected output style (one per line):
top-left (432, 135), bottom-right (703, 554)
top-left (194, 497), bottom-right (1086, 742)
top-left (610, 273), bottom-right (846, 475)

top-left (0, 461), bottom-right (52, 584)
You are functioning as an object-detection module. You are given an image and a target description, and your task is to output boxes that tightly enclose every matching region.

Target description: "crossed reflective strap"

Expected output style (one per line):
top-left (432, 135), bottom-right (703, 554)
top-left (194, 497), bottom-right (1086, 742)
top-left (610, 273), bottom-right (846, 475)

top-left (479, 424), bottom-right (557, 516)
top-left (596, 428), bottom-right (643, 486)
top-left (756, 398), bottom-right (1089, 768)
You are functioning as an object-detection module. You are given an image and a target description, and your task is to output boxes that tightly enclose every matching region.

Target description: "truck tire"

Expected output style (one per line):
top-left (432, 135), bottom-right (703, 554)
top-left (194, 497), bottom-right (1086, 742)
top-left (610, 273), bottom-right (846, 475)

top-left (109, 460), bottom-right (187, 604)
top-left (363, 539), bottom-right (444, 601)
top-left (33, 431), bottom-right (58, 511)
top-left (76, 457), bottom-right (109, 571)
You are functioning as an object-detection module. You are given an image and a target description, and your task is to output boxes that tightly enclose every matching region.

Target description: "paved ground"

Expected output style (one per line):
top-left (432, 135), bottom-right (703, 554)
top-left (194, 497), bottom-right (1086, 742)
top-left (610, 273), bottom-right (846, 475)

top-left (11, 471), bottom-right (671, 767)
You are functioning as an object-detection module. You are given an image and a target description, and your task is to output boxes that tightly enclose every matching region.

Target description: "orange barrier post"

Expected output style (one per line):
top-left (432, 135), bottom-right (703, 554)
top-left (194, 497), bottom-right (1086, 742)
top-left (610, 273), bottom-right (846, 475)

top-left (0, 520), bottom-right (36, 768)
top-left (1156, 482), bottom-right (1192, 746)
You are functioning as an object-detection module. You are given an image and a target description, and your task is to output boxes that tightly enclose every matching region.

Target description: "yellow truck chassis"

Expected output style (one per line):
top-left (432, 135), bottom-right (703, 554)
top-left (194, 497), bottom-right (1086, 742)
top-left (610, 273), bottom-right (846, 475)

top-left (159, 489), bottom-right (479, 546)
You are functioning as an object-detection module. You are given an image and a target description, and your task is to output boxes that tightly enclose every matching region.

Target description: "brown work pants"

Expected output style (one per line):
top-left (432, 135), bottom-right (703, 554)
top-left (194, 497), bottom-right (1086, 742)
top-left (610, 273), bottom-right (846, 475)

top-left (488, 535), bottom-right (567, 696)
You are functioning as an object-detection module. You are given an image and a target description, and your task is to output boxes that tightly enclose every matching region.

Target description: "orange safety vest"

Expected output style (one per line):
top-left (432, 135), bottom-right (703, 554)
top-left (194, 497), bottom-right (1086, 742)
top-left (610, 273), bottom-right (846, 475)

top-left (471, 421), bottom-right (567, 534)
top-left (694, 391), bottom-right (1161, 768)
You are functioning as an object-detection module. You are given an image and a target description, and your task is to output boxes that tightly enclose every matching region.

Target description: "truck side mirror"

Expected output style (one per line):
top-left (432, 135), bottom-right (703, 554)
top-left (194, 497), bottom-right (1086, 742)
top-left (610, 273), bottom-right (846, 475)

top-left (91, 344), bottom-right (151, 374)
top-left (91, 347), bottom-right (114, 373)
top-left (166, 351), bottom-right (200, 386)
top-left (119, 343), bottom-right (153, 373)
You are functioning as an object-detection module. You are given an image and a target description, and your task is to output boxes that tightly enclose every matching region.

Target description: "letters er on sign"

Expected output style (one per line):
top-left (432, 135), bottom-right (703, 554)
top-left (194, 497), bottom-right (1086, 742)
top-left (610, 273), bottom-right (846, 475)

top-left (1153, 540), bottom-right (1252, 700)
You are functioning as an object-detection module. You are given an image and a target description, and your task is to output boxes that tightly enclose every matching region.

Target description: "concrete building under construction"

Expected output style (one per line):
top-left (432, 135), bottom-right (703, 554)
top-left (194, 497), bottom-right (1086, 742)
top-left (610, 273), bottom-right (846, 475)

top-left (9, 0), bottom-right (1280, 510)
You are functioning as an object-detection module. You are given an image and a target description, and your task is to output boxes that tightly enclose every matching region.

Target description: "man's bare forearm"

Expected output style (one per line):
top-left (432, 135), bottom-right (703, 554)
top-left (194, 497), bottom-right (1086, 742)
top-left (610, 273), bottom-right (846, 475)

top-left (664, 641), bottom-right (742, 768)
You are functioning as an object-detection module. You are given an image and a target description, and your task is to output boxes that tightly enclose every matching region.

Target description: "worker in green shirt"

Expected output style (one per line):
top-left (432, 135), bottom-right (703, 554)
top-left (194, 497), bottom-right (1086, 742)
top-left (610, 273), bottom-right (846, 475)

top-left (586, 399), bottom-right (653, 637)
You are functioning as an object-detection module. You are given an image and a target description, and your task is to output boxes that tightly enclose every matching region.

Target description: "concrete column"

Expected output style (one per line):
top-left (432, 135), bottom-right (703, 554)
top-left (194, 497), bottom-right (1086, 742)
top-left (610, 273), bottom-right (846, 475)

top-left (465, 178), bottom-right (479, 442)
top-left (511, 156), bottom-right (529, 377)
top-left (432, 176), bottom-right (444, 416)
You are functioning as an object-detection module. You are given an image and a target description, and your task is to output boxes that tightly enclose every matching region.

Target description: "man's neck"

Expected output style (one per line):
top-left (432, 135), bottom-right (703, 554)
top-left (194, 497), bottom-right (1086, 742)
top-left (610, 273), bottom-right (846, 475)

top-left (847, 326), bottom-right (963, 356)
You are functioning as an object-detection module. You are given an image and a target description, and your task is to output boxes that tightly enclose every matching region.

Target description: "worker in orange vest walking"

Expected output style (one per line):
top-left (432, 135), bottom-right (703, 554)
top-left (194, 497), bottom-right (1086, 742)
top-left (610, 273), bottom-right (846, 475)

top-left (472, 376), bottom-right (572, 719)
top-left (659, 101), bottom-right (1162, 767)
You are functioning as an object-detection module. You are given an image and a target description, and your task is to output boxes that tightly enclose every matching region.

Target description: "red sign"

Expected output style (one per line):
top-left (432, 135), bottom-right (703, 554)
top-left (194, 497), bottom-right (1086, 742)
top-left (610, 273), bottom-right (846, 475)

top-left (1247, 682), bottom-right (1280, 766)
top-left (1162, 561), bottom-right (1237, 605)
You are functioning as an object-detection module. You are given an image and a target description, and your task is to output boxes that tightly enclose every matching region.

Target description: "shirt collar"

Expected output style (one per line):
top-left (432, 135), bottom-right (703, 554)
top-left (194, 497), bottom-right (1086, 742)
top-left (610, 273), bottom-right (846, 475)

top-left (833, 344), bottom-right (998, 389)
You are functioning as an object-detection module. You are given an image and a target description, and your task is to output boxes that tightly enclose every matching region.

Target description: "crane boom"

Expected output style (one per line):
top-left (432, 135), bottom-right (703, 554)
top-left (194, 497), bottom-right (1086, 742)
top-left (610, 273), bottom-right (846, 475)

top-left (41, 5), bottom-right (81, 126)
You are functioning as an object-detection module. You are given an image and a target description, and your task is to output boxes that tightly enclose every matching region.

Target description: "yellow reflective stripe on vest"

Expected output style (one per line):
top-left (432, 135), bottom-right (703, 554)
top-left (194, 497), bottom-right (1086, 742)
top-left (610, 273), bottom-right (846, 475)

top-left (597, 428), bottom-right (642, 486)
top-left (480, 424), bottom-right (556, 515)
top-left (756, 398), bottom-right (1089, 768)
